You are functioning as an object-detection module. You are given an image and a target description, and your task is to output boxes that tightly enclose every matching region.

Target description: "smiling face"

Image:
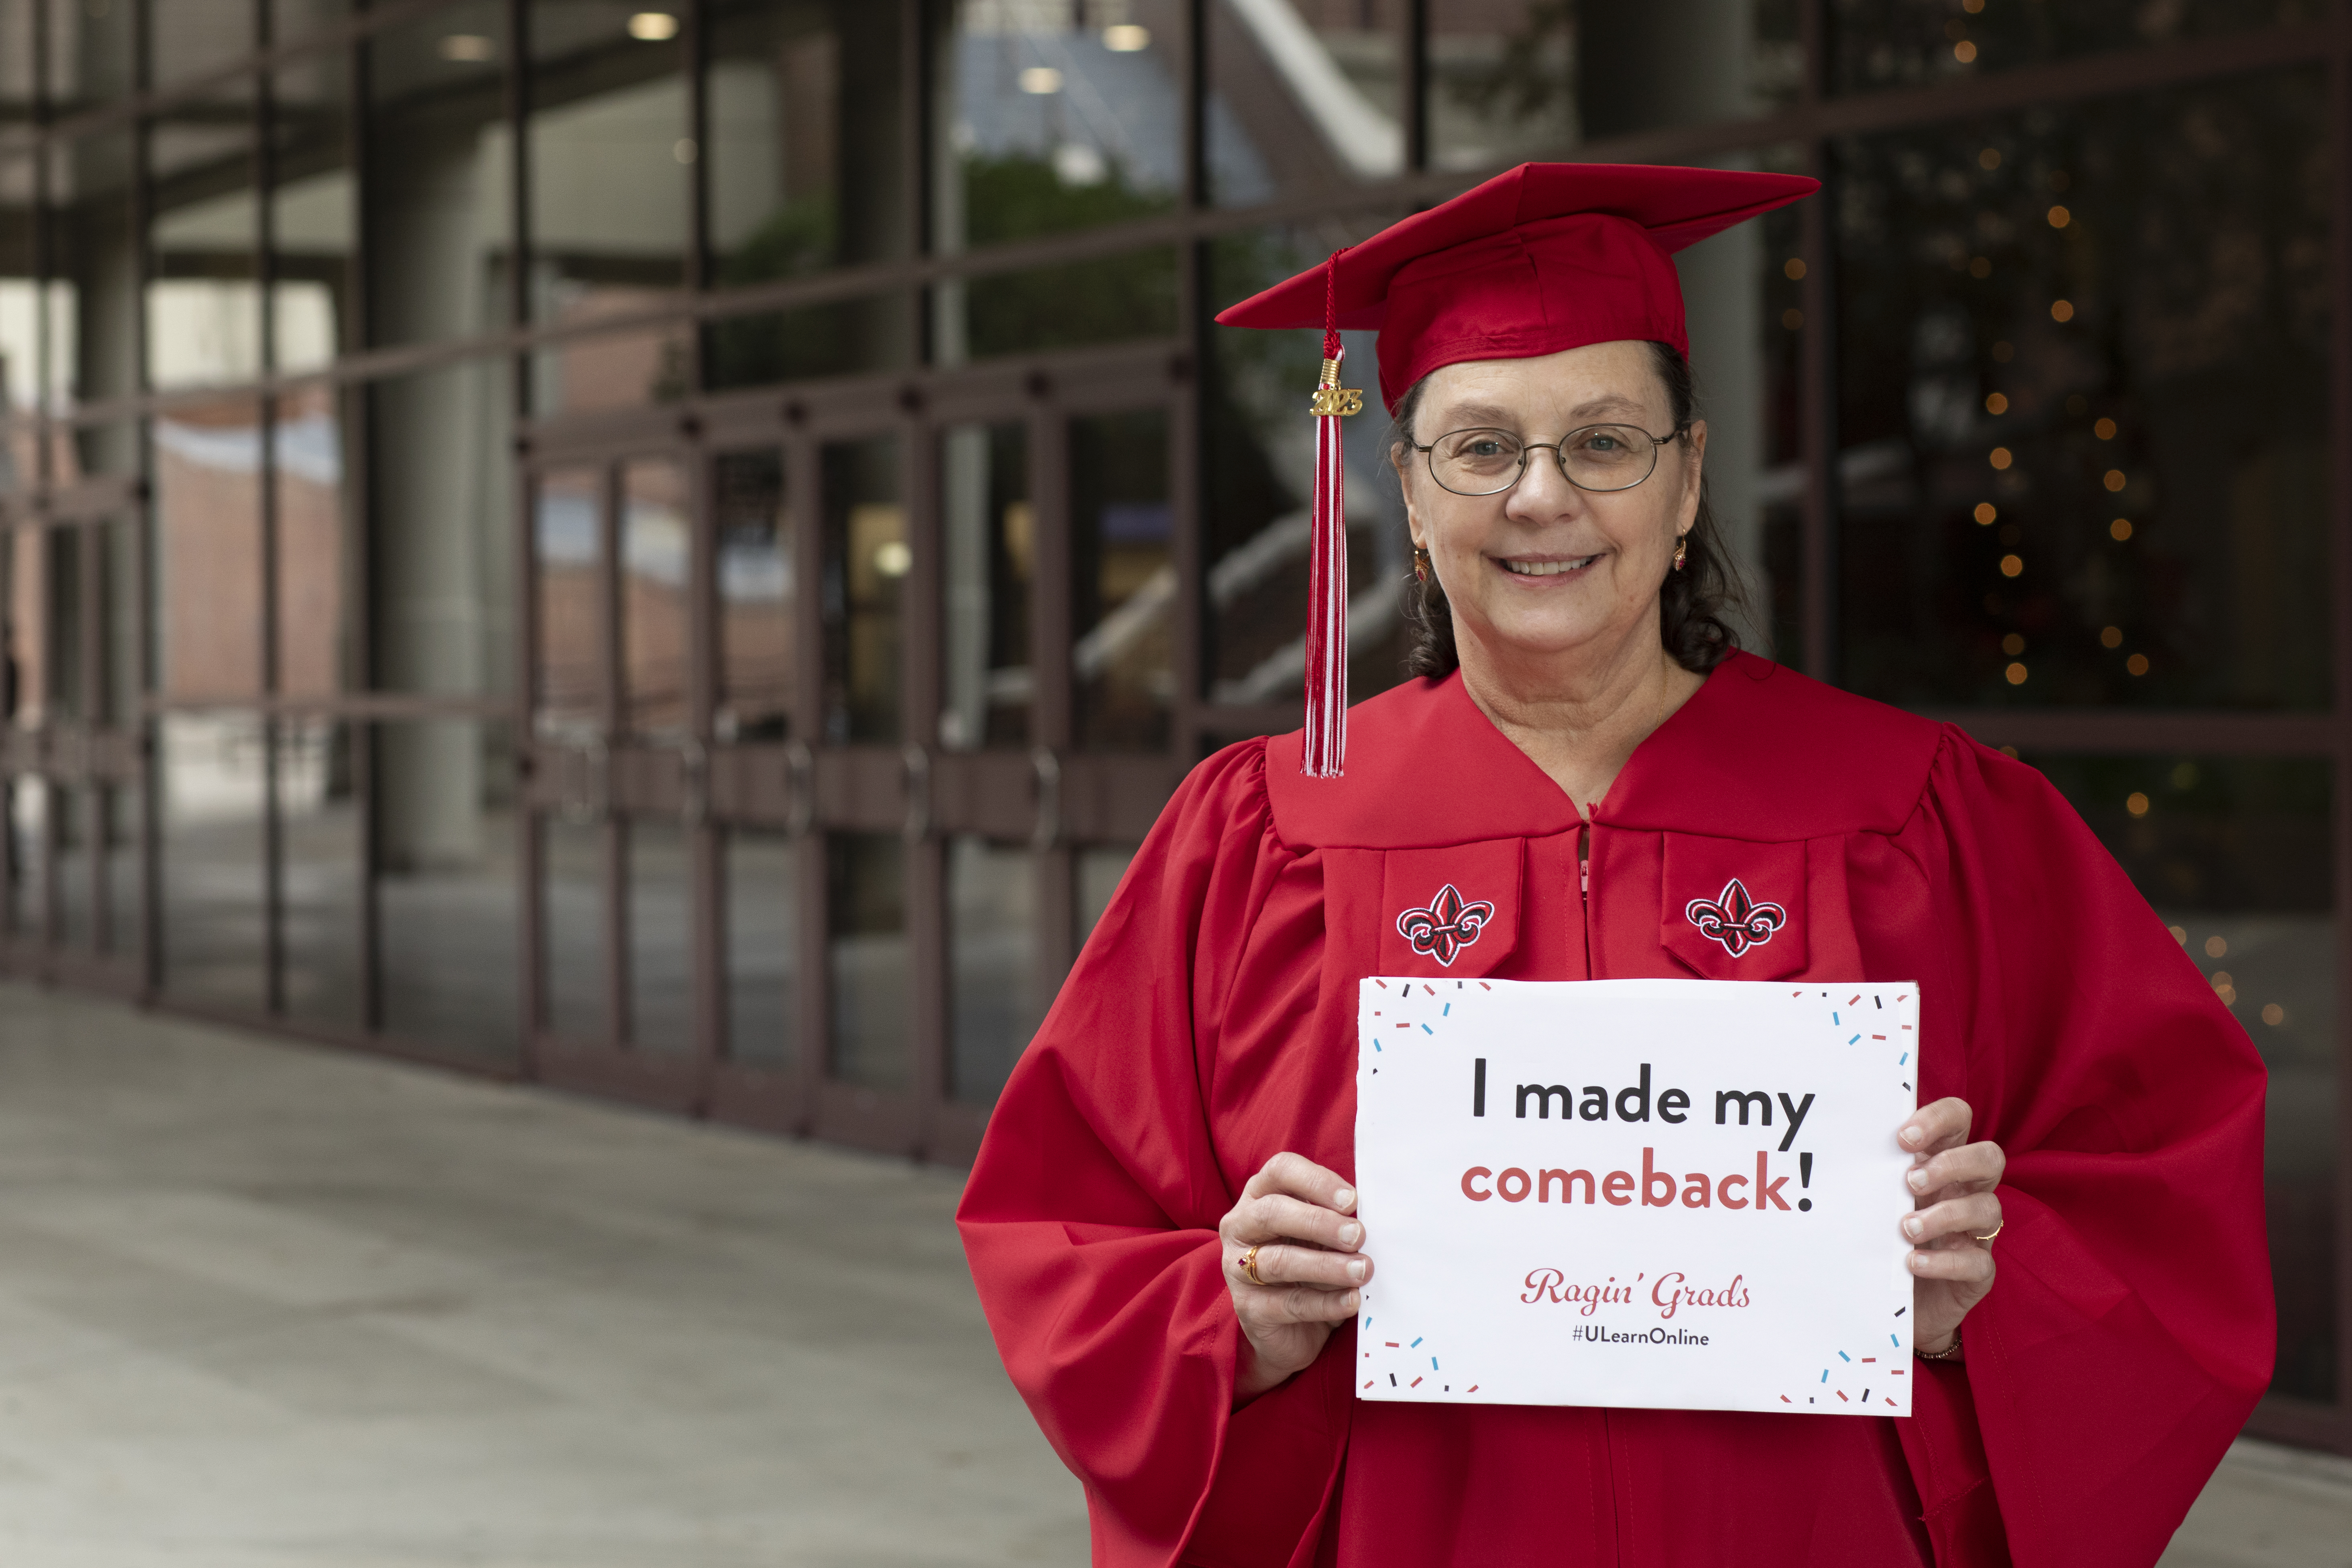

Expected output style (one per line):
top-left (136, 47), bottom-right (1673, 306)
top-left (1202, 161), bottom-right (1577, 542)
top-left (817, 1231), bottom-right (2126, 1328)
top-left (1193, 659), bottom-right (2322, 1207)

top-left (1396, 340), bottom-right (1705, 677)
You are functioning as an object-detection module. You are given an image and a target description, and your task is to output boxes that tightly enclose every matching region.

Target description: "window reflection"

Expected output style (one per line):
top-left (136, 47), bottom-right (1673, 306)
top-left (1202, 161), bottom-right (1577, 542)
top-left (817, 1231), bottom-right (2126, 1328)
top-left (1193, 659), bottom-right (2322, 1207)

top-left (1074, 409), bottom-right (1173, 749)
top-left (931, 0), bottom-right (1178, 364)
top-left (940, 421), bottom-right (1030, 750)
top-left (270, 59), bottom-right (352, 375)
top-left (149, 81), bottom-right (260, 390)
top-left (161, 712), bottom-right (267, 1011)
top-left (828, 831), bottom-right (907, 1092)
top-left (1076, 841), bottom-right (1135, 947)
top-left (280, 720), bottom-right (360, 1030)
top-left (701, 0), bottom-right (913, 389)
top-left (949, 836), bottom-right (1039, 1106)
top-left (2035, 753), bottom-right (2334, 1403)
top-left (821, 435), bottom-right (904, 744)
top-left (273, 388), bottom-right (349, 698)
top-left (155, 396), bottom-right (265, 700)
top-left (380, 718), bottom-right (519, 1063)
top-left (623, 458), bottom-right (690, 739)
top-left (725, 829), bottom-right (796, 1066)
top-left (528, 0), bottom-right (692, 411)
top-left (536, 466), bottom-right (605, 740)
top-left (542, 814), bottom-right (606, 1041)
top-left (1835, 72), bottom-right (2330, 710)
top-left (1829, 0), bottom-right (2309, 94)
top-left (361, 2), bottom-right (511, 350)
top-left (627, 817), bottom-right (692, 1052)
top-left (716, 448), bottom-right (791, 743)
top-left (1208, 0), bottom-right (1402, 205)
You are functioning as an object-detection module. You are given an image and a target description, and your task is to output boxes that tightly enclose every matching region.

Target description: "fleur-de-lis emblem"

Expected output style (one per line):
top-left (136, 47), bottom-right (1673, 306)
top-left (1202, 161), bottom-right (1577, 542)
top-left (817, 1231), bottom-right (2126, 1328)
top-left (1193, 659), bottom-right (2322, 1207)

top-left (1685, 878), bottom-right (1787, 958)
top-left (1396, 883), bottom-right (1495, 967)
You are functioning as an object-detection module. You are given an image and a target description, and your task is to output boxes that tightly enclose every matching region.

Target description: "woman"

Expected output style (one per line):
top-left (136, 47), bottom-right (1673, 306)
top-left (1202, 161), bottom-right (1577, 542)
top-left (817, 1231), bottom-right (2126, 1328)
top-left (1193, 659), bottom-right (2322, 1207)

top-left (958, 164), bottom-right (2270, 1567)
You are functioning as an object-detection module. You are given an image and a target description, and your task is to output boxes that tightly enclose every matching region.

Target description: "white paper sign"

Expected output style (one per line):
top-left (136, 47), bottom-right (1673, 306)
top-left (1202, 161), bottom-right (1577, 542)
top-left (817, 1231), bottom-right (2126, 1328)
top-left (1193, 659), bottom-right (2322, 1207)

top-left (1354, 978), bottom-right (1920, 1417)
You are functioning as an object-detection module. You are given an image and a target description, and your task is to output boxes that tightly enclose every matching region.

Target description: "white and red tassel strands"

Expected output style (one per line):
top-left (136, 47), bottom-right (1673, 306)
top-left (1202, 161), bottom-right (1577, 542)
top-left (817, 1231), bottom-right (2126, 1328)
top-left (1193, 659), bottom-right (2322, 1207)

top-left (1302, 250), bottom-right (1362, 777)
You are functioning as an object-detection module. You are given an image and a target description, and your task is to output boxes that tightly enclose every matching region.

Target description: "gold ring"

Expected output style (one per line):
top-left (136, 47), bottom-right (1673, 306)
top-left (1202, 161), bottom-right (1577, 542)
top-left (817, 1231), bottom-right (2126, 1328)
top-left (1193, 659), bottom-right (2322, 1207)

top-left (1241, 1245), bottom-right (1266, 1286)
top-left (1974, 1222), bottom-right (2004, 1243)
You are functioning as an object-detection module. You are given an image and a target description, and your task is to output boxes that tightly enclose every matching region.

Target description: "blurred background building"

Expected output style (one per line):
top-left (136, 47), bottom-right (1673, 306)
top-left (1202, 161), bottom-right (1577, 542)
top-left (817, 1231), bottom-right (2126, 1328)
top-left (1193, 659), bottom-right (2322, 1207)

top-left (0, 0), bottom-right (2338, 1454)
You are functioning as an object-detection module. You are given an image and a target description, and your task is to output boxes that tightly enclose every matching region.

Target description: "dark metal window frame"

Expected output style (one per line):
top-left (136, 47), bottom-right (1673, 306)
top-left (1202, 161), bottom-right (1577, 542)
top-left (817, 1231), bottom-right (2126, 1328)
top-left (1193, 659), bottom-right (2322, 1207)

top-left (0, 0), bottom-right (2342, 1448)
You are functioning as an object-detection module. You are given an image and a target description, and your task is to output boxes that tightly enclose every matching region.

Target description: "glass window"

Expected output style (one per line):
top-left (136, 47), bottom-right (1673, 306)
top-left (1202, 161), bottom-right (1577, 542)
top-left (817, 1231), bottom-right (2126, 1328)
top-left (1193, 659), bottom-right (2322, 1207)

top-left (940, 420), bottom-right (1029, 750)
top-left (700, 0), bottom-right (914, 388)
top-left (964, 245), bottom-right (1180, 363)
top-left (1829, 0), bottom-right (2313, 95)
top-left (1834, 71), bottom-right (2330, 710)
top-left (371, 360), bottom-right (516, 699)
top-left (1073, 408), bottom-right (1173, 748)
top-left (154, 395), bottom-right (265, 700)
top-left (378, 718), bottom-right (520, 1063)
top-left (1677, 145), bottom-right (1805, 661)
top-left (527, 0), bottom-right (692, 413)
top-left (152, 0), bottom-right (255, 87)
top-left (270, 57), bottom-right (353, 374)
top-left (280, 718), bottom-right (359, 1029)
top-left (57, 785), bottom-right (89, 950)
top-left (1754, 167), bottom-right (1808, 661)
top-left (362, 4), bottom-right (512, 349)
top-left (821, 434), bottom-right (903, 744)
top-left (541, 813), bottom-right (606, 1040)
top-left (1207, 0), bottom-right (1403, 207)
top-left (276, 387), bottom-right (350, 698)
top-left (1427, 0), bottom-right (1575, 169)
top-left (534, 464), bottom-right (605, 740)
top-left (160, 711), bottom-right (267, 1011)
top-left (49, 0), bottom-right (138, 104)
top-left (1076, 841), bottom-right (1133, 946)
top-left (715, 447), bottom-right (790, 743)
top-left (1204, 220), bottom-right (1412, 714)
top-left (627, 816), bottom-right (692, 1051)
top-left (724, 828), bottom-right (795, 1065)
top-left (52, 130), bottom-right (136, 411)
top-left (827, 830), bottom-right (906, 1092)
top-left (622, 456), bottom-right (689, 739)
top-left (149, 81), bottom-right (261, 390)
top-left (2032, 754), bottom-right (2334, 1404)
top-left (929, 0), bottom-right (1178, 365)
top-left (1426, 0), bottom-right (1799, 167)
top-left (948, 835), bottom-right (1038, 1105)
top-left (6, 775), bottom-right (46, 942)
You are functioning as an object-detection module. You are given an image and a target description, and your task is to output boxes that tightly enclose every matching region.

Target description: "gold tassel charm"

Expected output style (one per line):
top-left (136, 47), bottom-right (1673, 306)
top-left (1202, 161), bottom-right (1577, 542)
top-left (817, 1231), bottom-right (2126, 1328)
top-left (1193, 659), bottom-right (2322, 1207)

top-left (1309, 357), bottom-right (1364, 418)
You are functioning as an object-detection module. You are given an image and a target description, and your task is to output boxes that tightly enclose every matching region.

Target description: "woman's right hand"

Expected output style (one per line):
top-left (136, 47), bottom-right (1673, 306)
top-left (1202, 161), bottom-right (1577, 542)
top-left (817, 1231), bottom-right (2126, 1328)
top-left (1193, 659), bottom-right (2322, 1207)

top-left (1221, 1152), bottom-right (1373, 1402)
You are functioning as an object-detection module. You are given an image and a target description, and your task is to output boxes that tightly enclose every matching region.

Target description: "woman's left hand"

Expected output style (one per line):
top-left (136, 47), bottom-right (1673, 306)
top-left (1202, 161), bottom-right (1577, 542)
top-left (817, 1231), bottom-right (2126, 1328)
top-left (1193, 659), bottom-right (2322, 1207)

top-left (1899, 1097), bottom-right (2004, 1357)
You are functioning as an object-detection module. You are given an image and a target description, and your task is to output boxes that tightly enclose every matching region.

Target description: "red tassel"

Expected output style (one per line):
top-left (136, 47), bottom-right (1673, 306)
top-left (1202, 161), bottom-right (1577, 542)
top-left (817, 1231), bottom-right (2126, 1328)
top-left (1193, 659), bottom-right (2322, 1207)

top-left (1303, 251), bottom-right (1358, 779)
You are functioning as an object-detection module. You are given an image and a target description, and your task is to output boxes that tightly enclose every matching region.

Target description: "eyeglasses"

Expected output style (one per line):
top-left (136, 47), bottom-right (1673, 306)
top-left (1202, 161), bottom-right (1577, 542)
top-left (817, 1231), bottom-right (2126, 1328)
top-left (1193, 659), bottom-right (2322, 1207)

top-left (1408, 423), bottom-right (1687, 497)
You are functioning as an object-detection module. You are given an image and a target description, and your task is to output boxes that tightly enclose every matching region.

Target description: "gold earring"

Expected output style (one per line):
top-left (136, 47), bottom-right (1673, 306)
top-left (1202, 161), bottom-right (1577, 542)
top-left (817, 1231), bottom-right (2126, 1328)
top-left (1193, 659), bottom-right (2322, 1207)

top-left (1413, 545), bottom-right (1431, 584)
top-left (1672, 536), bottom-right (1688, 572)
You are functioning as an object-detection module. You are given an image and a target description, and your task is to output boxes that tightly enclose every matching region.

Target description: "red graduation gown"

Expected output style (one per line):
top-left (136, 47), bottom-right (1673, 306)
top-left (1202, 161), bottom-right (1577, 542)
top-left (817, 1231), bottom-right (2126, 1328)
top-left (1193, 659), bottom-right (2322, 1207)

top-left (958, 653), bottom-right (2271, 1568)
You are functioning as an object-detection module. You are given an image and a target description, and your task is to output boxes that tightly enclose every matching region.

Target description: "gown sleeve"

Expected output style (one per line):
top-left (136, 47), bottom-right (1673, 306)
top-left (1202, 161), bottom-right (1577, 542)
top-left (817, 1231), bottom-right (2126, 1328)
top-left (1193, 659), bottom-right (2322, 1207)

top-left (1886, 730), bottom-right (2273, 1568)
top-left (956, 739), bottom-right (1345, 1568)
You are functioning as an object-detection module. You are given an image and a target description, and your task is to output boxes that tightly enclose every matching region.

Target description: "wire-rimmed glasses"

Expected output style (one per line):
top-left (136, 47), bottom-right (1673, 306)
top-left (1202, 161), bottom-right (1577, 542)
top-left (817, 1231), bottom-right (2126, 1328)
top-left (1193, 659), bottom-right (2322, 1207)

top-left (1408, 423), bottom-right (1687, 497)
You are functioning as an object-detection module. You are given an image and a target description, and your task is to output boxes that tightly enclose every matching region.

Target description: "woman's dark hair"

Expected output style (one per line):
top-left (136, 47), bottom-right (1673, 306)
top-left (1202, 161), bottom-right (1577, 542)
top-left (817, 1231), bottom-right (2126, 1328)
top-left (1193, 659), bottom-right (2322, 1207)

top-left (1388, 341), bottom-right (1747, 679)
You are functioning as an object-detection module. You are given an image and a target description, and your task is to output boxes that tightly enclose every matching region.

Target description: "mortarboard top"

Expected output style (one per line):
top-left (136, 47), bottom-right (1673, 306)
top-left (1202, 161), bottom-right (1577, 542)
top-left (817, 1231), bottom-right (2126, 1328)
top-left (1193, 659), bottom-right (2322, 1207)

top-left (1215, 163), bottom-right (1820, 414)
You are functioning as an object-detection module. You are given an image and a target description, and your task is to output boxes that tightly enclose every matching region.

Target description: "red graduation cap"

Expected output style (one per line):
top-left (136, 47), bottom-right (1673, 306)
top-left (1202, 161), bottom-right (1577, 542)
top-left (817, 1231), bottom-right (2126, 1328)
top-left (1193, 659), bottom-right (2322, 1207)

top-left (1214, 162), bottom-right (1818, 778)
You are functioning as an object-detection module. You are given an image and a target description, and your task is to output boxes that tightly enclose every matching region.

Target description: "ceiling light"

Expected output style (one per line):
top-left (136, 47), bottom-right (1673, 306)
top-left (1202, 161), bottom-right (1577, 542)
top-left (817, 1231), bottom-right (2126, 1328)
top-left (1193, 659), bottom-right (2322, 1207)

top-left (1103, 24), bottom-right (1150, 50)
top-left (437, 33), bottom-right (494, 61)
top-left (1019, 66), bottom-right (1063, 94)
top-left (628, 12), bottom-right (679, 40)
